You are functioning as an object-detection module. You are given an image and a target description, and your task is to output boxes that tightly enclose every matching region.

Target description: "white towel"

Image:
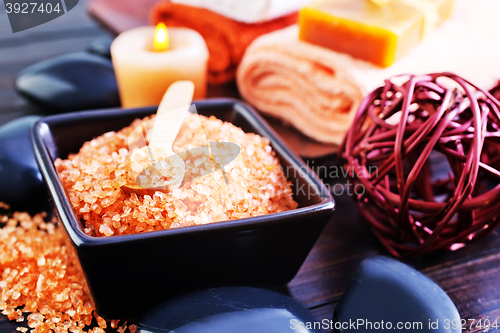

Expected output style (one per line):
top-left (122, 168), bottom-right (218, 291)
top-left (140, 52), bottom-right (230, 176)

top-left (170, 0), bottom-right (312, 23)
top-left (364, 0), bottom-right (500, 91)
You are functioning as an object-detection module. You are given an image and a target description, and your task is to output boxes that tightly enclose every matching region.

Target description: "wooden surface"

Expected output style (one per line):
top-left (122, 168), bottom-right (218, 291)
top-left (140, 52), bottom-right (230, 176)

top-left (1, 3), bottom-right (500, 333)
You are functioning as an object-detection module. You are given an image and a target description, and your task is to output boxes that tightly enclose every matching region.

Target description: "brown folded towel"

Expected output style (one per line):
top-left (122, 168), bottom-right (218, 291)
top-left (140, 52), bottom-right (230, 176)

top-left (151, 2), bottom-right (298, 85)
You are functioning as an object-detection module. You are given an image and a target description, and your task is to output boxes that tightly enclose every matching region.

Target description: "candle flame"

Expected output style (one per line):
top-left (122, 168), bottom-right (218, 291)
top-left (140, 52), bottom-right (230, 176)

top-left (154, 22), bottom-right (169, 52)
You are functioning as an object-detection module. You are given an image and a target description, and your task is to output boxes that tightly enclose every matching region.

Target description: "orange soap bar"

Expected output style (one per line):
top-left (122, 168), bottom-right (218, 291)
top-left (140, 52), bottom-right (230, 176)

top-left (299, 0), bottom-right (454, 67)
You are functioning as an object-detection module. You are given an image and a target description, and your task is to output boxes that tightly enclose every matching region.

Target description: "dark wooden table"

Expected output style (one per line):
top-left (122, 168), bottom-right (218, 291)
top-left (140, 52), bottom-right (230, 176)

top-left (1, 3), bottom-right (500, 333)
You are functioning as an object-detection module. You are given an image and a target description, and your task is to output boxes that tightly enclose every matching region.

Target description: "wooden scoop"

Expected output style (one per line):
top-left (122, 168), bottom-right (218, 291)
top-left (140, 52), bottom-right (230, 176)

top-left (121, 81), bottom-right (195, 195)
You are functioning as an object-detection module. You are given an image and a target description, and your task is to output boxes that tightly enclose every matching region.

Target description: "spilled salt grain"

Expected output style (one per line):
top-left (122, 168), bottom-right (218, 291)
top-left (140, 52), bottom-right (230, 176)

top-left (0, 210), bottom-right (133, 333)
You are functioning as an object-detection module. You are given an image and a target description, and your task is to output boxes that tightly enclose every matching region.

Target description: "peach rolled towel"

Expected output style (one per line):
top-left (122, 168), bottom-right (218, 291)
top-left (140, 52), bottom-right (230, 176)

top-left (237, 0), bottom-right (500, 144)
top-left (237, 25), bottom-right (373, 144)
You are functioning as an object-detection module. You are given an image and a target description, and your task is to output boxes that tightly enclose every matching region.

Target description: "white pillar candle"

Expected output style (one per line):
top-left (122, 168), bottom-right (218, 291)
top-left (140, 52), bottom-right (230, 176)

top-left (111, 25), bottom-right (209, 108)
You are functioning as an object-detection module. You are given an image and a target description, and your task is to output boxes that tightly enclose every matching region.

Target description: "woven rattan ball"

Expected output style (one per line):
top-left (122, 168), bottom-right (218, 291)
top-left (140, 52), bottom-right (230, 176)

top-left (341, 73), bottom-right (500, 258)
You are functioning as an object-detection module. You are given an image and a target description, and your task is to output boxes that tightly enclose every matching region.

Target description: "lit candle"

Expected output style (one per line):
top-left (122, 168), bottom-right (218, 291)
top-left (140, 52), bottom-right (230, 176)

top-left (111, 24), bottom-right (209, 108)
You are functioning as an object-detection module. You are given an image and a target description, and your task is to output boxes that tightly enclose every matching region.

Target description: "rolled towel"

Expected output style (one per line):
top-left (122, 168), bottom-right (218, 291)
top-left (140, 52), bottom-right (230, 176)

top-left (238, 0), bottom-right (500, 144)
top-left (151, 2), bottom-right (298, 85)
top-left (170, 0), bottom-right (312, 24)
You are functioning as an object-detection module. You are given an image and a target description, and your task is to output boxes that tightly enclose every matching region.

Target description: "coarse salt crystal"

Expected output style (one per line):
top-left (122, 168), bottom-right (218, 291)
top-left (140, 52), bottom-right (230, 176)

top-left (99, 224), bottom-right (114, 236)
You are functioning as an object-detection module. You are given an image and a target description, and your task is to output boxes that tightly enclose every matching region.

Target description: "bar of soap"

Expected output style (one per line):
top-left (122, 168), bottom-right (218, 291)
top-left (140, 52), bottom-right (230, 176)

top-left (299, 0), bottom-right (454, 67)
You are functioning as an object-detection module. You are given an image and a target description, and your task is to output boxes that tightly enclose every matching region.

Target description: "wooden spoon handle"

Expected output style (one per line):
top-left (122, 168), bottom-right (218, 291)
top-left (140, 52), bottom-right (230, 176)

top-left (149, 81), bottom-right (195, 154)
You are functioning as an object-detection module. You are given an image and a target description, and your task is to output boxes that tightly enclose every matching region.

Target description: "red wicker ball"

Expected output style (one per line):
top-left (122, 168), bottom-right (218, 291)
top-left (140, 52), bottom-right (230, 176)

top-left (341, 73), bottom-right (500, 258)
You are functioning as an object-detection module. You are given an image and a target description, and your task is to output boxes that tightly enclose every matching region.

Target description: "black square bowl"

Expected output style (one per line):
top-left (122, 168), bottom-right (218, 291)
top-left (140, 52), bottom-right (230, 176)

top-left (32, 98), bottom-right (335, 319)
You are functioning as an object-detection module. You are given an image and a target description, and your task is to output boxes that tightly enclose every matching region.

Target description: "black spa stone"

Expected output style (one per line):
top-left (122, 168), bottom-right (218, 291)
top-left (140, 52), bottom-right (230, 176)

top-left (138, 287), bottom-right (320, 333)
top-left (87, 37), bottom-right (113, 59)
top-left (15, 52), bottom-right (120, 112)
top-left (333, 256), bottom-right (461, 332)
top-left (0, 116), bottom-right (46, 206)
